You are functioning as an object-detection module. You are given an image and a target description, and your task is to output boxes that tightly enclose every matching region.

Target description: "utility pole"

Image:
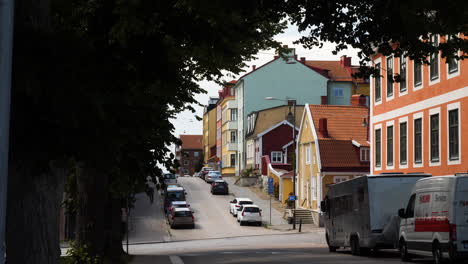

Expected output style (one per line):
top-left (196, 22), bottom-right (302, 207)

top-left (0, 0), bottom-right (14, 262)
top-left (288, 99), bottom-right (297, 230)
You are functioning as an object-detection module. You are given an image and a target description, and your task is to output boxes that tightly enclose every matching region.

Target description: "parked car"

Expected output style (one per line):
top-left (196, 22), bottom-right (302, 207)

top-left (205, 171), bottom-right (222, 183)
top-left (321, 173), bottom-right (429, 255)
top-left (167, 201), bottom-right (191, 214)
top-left (211, 180), bottom-right (229, 195)
top-left (168, 208), bottom-right (195, 229)
top-left (163, 173), bottom-right (177, 184)
top-left (398, 173), bottom-right (468, 263)
top-left (163, 186), bottom-right (186, 212)
top-left (229, 198), bottom-right (253, 217)
top-left (193, 172), bottom-right (200, 177)
top-left (237, 205), bottom-right (262, 226)
top-left (200, 167), bottom-right (213, 180)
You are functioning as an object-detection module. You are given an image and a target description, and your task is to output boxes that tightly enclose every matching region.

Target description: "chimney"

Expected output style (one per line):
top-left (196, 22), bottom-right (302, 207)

top-left (321, 96), bottom-right (328, 105)
top-left (294, 54), bottom-right (298, 60)
top-left (319, 118), bottom-right (329, 138)
top-left (340, 55), bottom-right (352, 67)
top-left (252, 65), bottom-right (256, 71)
top-left (300, 57), bottom-right (306, 63)
top-left (351, 94), bottom-right (367, 106)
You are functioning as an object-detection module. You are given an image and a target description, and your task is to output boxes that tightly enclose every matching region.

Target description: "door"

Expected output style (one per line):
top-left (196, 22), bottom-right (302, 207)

top-left (403, 194), bottom-right (416, 244)
top-left (455, 177), bottom-right (468, 252)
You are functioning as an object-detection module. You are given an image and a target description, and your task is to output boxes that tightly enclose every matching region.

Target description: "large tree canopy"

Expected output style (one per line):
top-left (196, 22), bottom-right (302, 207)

top-left (285, 0), bottom-right (468, 73)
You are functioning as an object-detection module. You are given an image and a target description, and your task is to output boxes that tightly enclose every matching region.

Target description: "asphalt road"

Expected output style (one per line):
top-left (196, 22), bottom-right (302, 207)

top-left (169, 177), bottom-right (289, 241)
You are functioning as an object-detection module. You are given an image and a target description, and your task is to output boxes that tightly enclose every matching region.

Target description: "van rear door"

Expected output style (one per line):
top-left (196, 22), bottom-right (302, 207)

top-left (455, 177), bottom-right (468, 252)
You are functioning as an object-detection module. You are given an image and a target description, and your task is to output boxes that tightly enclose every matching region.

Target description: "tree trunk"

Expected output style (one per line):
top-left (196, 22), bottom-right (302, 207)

top-left (6, 162), bottom-right (66, 264)
top-left (104, 197), bottom-right (125, 262)
top-left (75, 165), bottom-right (108, 259)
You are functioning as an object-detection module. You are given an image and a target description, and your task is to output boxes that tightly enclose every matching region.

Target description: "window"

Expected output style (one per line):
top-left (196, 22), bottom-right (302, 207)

top-left (374, 63), bottom-right (381, 102)
top-left (230, 131), bottom-right (236, 143)
top-left (447, 35), bottom-right (459, 74)
top-left (400, 122), bottom-right (407, 165)
top-left (231, 109), bottom-right (237, 121)
top-left (405, 194), bottom-right (416, 218)
top-left (387, 56), bottom-right (393, 97)
top-left (230, 153), bottom-right (236, 167)
top-left (399, 55), bottom-right (407, 92)
top-left (430, 114), bottom-right (439, 162)
top-left (194, 151), bottom-right (199, 157)
top-left (387, 126), bottom-right (394, 166)
top-left (271, 151), bottom-right (283, 163)
top-left (360, 148), bottom-right (370, 162)
top-left (305, 144), bottom-right (311, 164)
top-left (414, 61), bottom-right (422, 87)
top-left (333, 176), bottom-right (349, 183)
top-left (430, 35), bottom-right (439, 80)
top-left (449, 109), bottom-right (459, 161)
top-left (414, 118), bottom-right (422, 164)
top-left (375, 129), bottom-right (381, 167)
top-left (333, 87), bottom-right (344, 97)
top-left (230, 87), bottom-right (235, 96)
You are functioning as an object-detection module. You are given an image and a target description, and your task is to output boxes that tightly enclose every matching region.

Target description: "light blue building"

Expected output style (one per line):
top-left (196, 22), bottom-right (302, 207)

top-left (233, 48), bottom-right (369, 175)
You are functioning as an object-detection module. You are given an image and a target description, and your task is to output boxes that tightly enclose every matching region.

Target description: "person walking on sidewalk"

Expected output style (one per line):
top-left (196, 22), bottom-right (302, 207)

top-left (145, 176), bottom-right (156, 204)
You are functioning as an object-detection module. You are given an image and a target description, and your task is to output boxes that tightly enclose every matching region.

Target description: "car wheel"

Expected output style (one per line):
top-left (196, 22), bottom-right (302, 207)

top-left (399, 238), bottom-right (411, 262)
top-left (240, 221), bottom-right (244, 226)
top-left (433, 241), bottom-right (443, 264)
top-left (326, 233), bottom-right (337, 252)
top-left (257, 222), bottom-right (262, 226)
top-left (190, 224), bottom-right (195, 229)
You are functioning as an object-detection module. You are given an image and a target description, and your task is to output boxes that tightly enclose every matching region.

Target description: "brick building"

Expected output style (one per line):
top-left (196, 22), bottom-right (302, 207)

top-left (176, 135), bottom-right (203, 175)
top-left (370, 35), bottom-right (468, 176)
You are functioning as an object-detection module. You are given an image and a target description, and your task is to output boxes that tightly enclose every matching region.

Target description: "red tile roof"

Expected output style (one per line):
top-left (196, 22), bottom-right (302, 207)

top-left (308, 105), bottom-right (369, 170)
top-left (179, 135), bottom-right (203, 150)
top-left (304, 60), bottom-right (354, 82)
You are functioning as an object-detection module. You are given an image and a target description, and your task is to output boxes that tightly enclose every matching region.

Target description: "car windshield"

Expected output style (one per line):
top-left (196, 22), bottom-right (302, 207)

top-left (174, 211), bottom-right (192, 217)
top-left (239, 201), bottom-right (253, 205)
top-left (175, 204), bottom-right (189, 208)
top-left (244, 207), bottom-right (260, 213)
top-left (208, 172), bottom-right (221, 176)
top-left (167, 191), bottom-right (185, 199)
top-left (164, 174), bottom-right (176, 179)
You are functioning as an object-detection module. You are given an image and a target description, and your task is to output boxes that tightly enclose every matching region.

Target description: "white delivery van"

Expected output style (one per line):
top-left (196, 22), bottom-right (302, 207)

top-left (398, 173), bottom-right (468, 263)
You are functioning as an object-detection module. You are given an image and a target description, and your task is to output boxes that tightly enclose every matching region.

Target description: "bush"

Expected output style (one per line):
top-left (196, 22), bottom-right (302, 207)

top-left (65, 242), bottom-right (100, 264)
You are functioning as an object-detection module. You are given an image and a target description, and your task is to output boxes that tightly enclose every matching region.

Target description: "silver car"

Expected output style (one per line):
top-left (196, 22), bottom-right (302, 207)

top-left (168, 208), bottom-right (195, 229)
top-left (205, 171), bottom-right (222, 183)
top-left (163, 173), bottom-right (177, 184)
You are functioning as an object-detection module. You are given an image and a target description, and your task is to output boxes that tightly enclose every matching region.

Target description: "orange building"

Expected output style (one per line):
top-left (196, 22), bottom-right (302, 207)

top-left (370, 35), bottom-right (468, 176)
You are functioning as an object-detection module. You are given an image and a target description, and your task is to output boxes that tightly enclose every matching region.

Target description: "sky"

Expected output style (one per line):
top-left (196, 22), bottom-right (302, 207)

top-left (170, 24), bottom-right (361, 139)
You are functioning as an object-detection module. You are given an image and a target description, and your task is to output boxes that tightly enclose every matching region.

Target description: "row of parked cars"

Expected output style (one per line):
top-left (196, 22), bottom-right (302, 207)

top-left (196, 167), bottom-right (230, 195)
top-left (229, 197), bottom-right (263, 226)
top-left (161, 173), bottom-right (195, 229)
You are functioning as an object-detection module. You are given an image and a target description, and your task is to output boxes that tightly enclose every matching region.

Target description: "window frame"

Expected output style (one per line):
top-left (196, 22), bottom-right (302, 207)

top-left (230, 153), bottom-right (236, 167)
top-left (413, 113), bottom-right (424, 167)
top-left (399, 119), bottom-right (408, 166)
top-left (413, 60), bottom-right (423, 90)
top-left (447, 35), bottom-right (461, 79)
top-left (386, 123), bottom-right (394, 168)
top-left (399, 55), bottom-right (408, 95)
top-left (271, 151), bottom-right (283, 164)
top-left (429, 34), bottom-right (440, 84)
top-left (429, 107), bottom-right (441, 166)
top-left (386, 56), bottom-right (394, 100)
top-left (374, 59), bottom-right (382, 104)
top-left (360, 147), bottom-right (370, 162)
top-left (230, 130), bottom-right (236, 143)
top-left (305, 144), bottom-right (311, 164)
top-left (333, 87), bottom-right (344, 97)
top-left (375, 127), bottom-right (382, 168)
top-left (447, 102), bottom-right (461, 165)
top-left (230, 108), bottom-right (237, 121)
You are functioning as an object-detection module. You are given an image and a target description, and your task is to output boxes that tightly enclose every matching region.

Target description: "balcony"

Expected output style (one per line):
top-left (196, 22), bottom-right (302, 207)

top-left (226, 143), bottom-right (237, 151)
top-left (226, 120), bottom-right (237, 130)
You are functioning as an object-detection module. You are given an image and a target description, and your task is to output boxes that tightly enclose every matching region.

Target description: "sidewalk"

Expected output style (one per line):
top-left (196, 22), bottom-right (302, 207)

top-left (224, 177), bottom-right (288, 226)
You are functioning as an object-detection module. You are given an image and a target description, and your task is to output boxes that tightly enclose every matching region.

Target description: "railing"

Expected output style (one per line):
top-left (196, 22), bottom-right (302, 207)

top-left (301, 198), bottom-right (307, 207)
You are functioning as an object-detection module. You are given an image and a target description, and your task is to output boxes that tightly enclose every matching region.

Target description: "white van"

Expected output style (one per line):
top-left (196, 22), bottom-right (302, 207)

top-left (398, 173), bottom-right (468, 263)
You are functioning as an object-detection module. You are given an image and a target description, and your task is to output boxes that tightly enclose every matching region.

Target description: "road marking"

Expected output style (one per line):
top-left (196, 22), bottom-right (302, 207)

top-left (169, 255), bottom-right (184, 264)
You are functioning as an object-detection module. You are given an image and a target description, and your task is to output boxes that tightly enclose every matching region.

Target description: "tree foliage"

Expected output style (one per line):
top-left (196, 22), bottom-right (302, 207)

top-left (285, 0), bottom-right (468, 76)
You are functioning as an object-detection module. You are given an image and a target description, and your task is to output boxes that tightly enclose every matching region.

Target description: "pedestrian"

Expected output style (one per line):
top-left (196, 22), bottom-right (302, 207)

top-left (145, 176), bottom-right (156, 204)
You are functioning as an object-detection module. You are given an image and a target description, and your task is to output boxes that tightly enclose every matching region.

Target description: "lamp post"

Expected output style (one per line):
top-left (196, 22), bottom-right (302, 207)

top-left (265, 97), bottom-right (297, 229)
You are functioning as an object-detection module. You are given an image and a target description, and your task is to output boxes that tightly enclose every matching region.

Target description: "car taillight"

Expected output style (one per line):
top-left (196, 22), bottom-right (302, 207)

top-left (242, 212), bottom-right (244, 216)
top-left (171, 215), bottom-right (174, 220)
top-left (192, 215), bottom-right (195, 221)
top-left (259, 211), bottom-right (262, 217)
top-left (235, 205), bottom-right (240, 207)
top-left (450, 224), bottom-right (457, 241)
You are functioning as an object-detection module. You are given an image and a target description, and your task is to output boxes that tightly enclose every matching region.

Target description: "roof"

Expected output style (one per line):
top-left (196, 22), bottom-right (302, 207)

top-left (167, 187), bottom-right (184, 191)
top-left (308, 105), bottom-right (369, 170)
top-left (174, 207), bottom-right (191, 212)
top-left (242, 204), bottom-right (259, 208)
top-left (304, 60), bottom-right (366, 82)
top-left (180, 134), bottom-right (203, 150)
top-left (235, 198), bottom-right (253, 201)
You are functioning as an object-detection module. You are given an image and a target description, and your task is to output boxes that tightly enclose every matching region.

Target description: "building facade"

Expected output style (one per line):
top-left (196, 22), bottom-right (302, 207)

top-left (235, 49), bottom-right (369, 175)
top-left (370, 35), bottom-right (468, 176)
top-left (296, 99), bottom-right (370, 225)
top-left (202, 97), bottom-right (219, 168)
top-left (176, 135), bottom-right (203, 176)
top-left (216, 81), bottom-right (237, 176)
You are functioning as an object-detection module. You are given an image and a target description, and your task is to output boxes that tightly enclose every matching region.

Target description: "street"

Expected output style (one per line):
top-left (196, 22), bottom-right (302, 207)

top-left (129, 177), bottom-right (435, 264)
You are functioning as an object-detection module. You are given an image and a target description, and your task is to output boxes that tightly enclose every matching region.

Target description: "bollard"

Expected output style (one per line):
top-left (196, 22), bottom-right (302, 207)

top-left (299, 218), bottom-right (302, 232)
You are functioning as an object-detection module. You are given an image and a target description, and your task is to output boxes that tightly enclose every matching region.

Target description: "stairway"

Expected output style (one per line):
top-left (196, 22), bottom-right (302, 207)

top-left (292, 209), bottom-right (314, 224)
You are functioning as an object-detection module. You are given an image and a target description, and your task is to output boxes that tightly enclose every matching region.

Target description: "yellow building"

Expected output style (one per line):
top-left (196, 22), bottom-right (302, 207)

top-left (202, 97), bottom-right (219, 167)
top-left (296, 100), bottom-right (369, 225)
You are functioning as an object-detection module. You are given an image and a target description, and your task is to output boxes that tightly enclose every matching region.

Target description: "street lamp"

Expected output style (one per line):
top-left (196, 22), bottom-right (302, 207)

top-left (264, 96), bottom-right (297, 230)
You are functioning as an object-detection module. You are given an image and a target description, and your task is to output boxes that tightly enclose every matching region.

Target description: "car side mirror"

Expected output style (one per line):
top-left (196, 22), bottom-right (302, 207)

top-left (320, 201), bottom-right (328, 212)
top-left (398, 208), bottom-right (406, 218)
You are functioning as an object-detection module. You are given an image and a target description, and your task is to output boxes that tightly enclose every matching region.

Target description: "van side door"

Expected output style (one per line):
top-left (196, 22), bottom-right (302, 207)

top-left (403, 194), bottom-right (416, 243)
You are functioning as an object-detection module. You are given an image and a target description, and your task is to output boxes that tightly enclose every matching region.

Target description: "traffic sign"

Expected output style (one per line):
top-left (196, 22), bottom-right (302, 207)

top-left (267, 177), bottom-right (274, 195)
